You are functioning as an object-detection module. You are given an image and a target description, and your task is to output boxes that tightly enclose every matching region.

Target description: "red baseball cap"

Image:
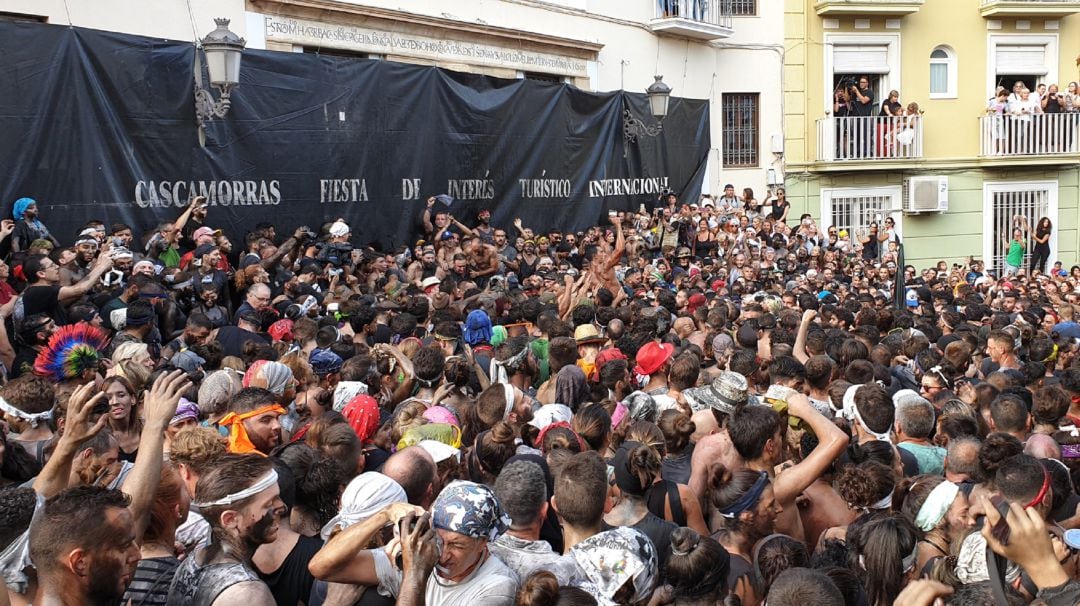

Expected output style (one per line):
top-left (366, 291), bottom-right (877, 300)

top-left (634, 342), bottom-right (675, 376)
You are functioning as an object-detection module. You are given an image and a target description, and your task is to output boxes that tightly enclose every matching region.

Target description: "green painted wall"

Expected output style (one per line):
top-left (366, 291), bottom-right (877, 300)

top-left (785, 166), bottom-right (1080, 269)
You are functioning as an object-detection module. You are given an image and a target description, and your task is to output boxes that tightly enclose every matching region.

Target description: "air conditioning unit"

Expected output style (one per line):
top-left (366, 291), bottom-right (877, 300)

top-left (904, 176), bottom-right (948, 213)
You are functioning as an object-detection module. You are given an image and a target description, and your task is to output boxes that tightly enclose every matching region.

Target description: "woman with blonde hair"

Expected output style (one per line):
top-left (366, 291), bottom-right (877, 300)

top-left (110, 342), bottom-right (154, 391)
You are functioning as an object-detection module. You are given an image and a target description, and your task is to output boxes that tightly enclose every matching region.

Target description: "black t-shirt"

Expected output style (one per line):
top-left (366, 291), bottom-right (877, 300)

top-left (216, 325), bottom-right (272, 359)
top-left (852, 87), bottom-right (875, 117)
top-left (9, 347), bottom-right (38, 379)
top-left (12, 221), bottom-right (49, 249)
top-left (22, 285), bottom-right (66, 325)
top-left (881, 100), bottom-right (902, 117)
top-left (256, 534), bottom-right (323, 606)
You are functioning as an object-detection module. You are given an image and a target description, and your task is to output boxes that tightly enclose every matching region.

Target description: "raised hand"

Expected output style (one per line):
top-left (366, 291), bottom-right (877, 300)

top-left (143, 369), bottom-right (193, 428)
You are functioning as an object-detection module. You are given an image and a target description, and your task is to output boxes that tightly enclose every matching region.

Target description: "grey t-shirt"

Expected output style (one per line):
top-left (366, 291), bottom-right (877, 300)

top-left (371, 545), bottom-right (517, 606)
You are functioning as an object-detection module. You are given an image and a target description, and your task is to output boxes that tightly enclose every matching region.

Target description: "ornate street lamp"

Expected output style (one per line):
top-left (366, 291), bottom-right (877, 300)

top-left (624, 75), bottom-right (672, 158)
top-left (194, 18), bottom-right (246, 128)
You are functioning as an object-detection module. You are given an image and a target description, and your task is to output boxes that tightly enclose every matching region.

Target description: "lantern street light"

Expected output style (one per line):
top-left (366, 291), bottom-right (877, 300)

top-left (194, 18), bottom-right (246, 128)
top-left (624, 75), bottom-right (672, 158)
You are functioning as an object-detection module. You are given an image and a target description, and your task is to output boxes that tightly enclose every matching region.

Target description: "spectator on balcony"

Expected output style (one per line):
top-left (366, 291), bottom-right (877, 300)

top-left (1009, 87), bottom-right (1040, 117)
top-left (880, 90), bottom-right (902, 118)
top-left (833, 87), bottom-right (853, 157)
top-left (1031, 217), bottom-right (1053, 274)
top-left (987, 87), bottom-right (1009, 154)
top-left (1064, 82), bottom-right (1079, 112)
top-left (895, 102), bottom-right (920, 150)
top-left (850, 76), bottom-right (875, 158)
top-left (1007, 80), bottom-right (1028, 106)
top-left (1043, 84), bottom-right (1063, 114)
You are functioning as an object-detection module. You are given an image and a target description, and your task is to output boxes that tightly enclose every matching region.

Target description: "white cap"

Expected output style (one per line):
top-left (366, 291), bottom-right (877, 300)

top-left (329, 221), bottom-right (350, 237)
top-left (421, 276), bottom-right (440, 290)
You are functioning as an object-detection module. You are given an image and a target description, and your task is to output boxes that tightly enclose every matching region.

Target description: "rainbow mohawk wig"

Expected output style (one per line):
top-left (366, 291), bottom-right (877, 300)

top-left (34, 323), bottom-right (110, 383)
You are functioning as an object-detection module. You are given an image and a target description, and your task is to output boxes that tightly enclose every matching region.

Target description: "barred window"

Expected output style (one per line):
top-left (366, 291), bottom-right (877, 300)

top-left (827, 192), bottom-right (895, 236)
top-left (722, 93), bottom-right (759, 168)
top-left (986, 183), bottom-right (1052, 273)
top-left (730, 0), bottom-right (757, 16)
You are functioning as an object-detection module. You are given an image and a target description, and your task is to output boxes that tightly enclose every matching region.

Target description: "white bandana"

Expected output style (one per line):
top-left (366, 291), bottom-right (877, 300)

top-left (842, 385), bottom-right (891, 442)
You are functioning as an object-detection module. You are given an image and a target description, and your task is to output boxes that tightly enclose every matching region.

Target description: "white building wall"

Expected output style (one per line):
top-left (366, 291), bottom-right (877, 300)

top-left (4, 0), bottom-right (783, 199)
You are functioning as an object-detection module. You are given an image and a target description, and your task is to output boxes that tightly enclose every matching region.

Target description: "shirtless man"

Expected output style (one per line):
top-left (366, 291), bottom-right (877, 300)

top-left (588, 215), bottom-right (625, 294)
top-left (406, 246), bottom-right (444, 286)
top-left (466, 236), bottom-right (499, 288)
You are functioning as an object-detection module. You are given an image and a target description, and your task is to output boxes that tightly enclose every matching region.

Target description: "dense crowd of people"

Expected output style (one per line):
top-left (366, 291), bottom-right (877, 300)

top-left (0, 190), bottom-right (1078, 606)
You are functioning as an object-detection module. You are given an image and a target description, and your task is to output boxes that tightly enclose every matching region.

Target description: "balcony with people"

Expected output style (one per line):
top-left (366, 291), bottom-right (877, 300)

top-left (649, 0), bottom-right (735, 39)
top-left (980, 81), bottom-right (1080, 158)
top-left (816, 82), bottom-right (924, 164)
top-left (980, 0), bottom-right (1080, 18)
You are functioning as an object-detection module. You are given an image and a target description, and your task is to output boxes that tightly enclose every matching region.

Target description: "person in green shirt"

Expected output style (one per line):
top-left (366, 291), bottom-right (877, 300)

top-left (147, 197), bottom-right (200, 268)
top-left (1003, 215), bottom-right (1028, 276)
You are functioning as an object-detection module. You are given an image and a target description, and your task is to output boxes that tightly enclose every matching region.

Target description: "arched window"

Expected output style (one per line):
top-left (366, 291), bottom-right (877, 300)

top-left (930, 46), bottom-right (956, 98)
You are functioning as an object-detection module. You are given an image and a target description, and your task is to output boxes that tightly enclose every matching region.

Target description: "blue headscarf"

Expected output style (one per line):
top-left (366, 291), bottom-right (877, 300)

top-left (462, 309), bottom-right (493, 345)
top-left (309, 348), bottom-right (344, 376)
top-left (12, 198), bottom-right (39, 224)
top-left (432, 480), bottom-right (509, 541)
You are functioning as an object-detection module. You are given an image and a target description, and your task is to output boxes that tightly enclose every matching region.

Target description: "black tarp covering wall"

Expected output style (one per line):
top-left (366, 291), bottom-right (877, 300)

top-left (0, 21), bottom-right (710, 250)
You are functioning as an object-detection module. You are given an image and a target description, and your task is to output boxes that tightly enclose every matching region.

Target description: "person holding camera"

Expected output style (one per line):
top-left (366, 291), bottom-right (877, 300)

top-left (849, 76), bottom-right (875, 157)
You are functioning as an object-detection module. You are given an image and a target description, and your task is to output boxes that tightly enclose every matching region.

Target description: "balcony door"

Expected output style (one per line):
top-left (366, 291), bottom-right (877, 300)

top-left (823, 34), bottom-right (900, 115)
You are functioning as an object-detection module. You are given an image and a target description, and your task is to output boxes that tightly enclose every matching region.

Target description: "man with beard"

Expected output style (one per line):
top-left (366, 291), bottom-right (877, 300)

top-left (59, 233), bottom-right (99, 287)
top-left (166, 454), bottom-right (281, 605)
top-left (474, 209), bottom-right (495, 244)
top-left (28, 486), bottom-right (141, 606)
top-left (218, 388), bottom-right (285, 455)
top-left (406, 245), bottom-right (444, 286)
top-left (493, 228), bottom-right (517, 274)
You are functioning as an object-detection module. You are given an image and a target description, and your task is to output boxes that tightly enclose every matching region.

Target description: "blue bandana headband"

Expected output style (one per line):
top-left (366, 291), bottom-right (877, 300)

top-left (718, 471), bottom-right (770, 519)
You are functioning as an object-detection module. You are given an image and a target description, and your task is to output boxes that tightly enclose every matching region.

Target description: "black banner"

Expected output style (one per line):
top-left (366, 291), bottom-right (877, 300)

top-left (0, 22), bottom-right (710, 250)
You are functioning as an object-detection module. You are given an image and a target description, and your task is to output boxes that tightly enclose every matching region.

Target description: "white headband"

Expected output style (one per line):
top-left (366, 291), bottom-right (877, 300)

top-left (914, 481), bottom-right (959, 532)
top-left (842, 385), bottom-right (891, 442)
top-left (503, 383), bottom-right (516, 419)
top-left (867, 492), bottom-right (893, 512)
top-left (489, 346), bottom-right (529, 386)
top-left (192, 470), bottom-right (278, 508)
top-left (0, 398), bottom-right (51, 429)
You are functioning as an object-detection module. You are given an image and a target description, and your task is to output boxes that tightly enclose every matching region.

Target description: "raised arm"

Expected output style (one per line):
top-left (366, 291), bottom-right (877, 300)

top-left (792, 309), bottom-right (815, 364)
top-left (33, 383), bottom-right (108, 498)
top-left (123, 371), bottom-right (191, 542)
top-left (58, 250), bottom-right (113, 305)
top-left (172, 196), bottom-right (200, 236)
top-left (422, 197), bottom-right (436, 235)
top-left (772, 394), bottom-right (847, 506)
top-left (309, 503), bottom-right (423, 585)
top-left (605, 216), bottom-right (625, 270)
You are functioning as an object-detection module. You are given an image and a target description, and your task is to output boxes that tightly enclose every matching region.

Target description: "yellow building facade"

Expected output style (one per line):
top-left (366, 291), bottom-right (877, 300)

top-left (784, 0), bottom-right (1080, 271)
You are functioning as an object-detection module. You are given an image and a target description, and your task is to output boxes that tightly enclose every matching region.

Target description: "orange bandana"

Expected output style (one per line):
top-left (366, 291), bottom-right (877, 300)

top-left (218, 404), bottom-right (286, 455)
